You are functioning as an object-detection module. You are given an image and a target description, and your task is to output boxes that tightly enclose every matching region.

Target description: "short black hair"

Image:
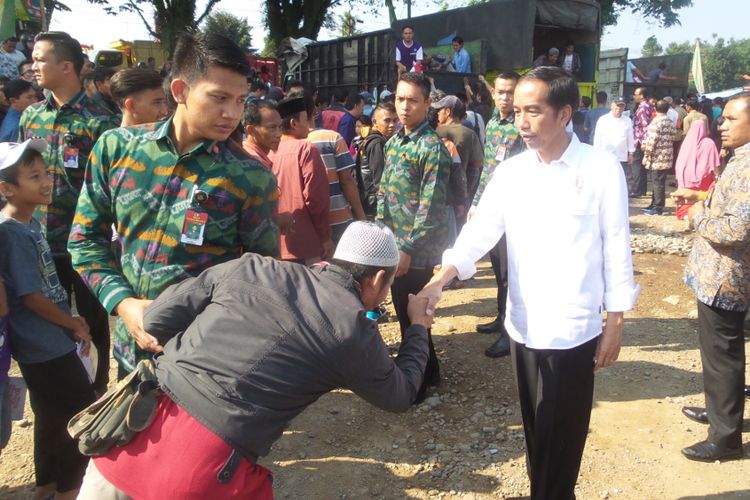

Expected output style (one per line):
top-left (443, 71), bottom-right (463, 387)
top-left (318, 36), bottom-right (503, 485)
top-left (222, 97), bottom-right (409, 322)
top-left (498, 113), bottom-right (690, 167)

top-left (172, 31), bottom-right (250, 83)
top-left (655, 99), bottom-right (670, 113)
top-left (495, 71), bottom-right (520, 84)
top-left (330, 258), bottom-right (397, 284)
top-left (0, 149), bottom-right (43, 185)
top-left (34, 31), bottom-right (84, 75)
top-left (727, 92), bottom-right (750, 117)
top-left (3, 37), bottom-right (19, 43)
top-left (345, 91), bottom-right (363, 110)
top-left (448, 97), bottom-right (467, 120)
top-left (17, 59), bottom-right (33, 73)
top-left (581, 95), bottom-right (592, 108)
top-left (402, 25), bottom-right (414, 33)
top-left (91, 66), bottom-right (115, 83)
top-left (596, 90), bottom-right (608, 104)
top-left (565, 40), bottom-right (575, 47)
top-left (452, 36), bottom-right (464, 45)
top-left (686, 97), bottom-right (698, 109)
top-left (635, 86), bottom-right (649, 99)
top-left (3, 79), bottom-right (33, 100)
top-left (110, 68), bottom-right (164, 105)
top-left (520, 66), bottom-right (579, 115)
top-left (284, 79), bottom-right (305, 92)
top-left (243, 99), bottom-right (278, 127)
top-left (373, 101), bottom-right (396, 117)
top-left (398, 72), bottom-right (431, 100)
top-left (332, 87), bottom-right (348, 104)
top-left (658, 62), bottom-right (667, 70)
top-left (426, 107), bottom-right (439, 129)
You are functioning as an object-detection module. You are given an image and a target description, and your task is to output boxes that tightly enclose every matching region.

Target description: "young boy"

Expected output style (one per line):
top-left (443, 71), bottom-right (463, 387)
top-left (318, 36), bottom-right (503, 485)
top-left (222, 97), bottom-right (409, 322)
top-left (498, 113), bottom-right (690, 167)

top-left (0, 139), bottom-right (96, 500)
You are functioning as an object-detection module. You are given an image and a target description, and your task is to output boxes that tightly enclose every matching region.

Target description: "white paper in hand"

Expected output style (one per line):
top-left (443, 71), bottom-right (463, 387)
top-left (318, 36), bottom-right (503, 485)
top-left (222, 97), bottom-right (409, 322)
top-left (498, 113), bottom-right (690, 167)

top-left (77, 342), bottom-right (98, 384)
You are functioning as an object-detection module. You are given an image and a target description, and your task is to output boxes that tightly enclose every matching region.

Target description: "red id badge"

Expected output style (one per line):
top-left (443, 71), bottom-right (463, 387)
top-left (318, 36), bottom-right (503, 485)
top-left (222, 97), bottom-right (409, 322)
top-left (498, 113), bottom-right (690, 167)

top-left (180, 209), bottom-right (208, 246)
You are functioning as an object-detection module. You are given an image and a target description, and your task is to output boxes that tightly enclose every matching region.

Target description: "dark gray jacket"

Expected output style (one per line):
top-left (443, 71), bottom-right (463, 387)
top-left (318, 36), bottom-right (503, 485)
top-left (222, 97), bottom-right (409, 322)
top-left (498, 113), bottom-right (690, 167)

top-left (145, 254), bottom-right (428, 463)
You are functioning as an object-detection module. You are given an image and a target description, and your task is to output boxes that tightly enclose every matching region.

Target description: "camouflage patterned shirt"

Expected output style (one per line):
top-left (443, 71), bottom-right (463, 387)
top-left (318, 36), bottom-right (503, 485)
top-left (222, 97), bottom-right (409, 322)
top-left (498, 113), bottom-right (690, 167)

top-left (472, 112), bottom-right (524, 206)
top-left (68, 118), bottom-right (280, 371)
top-left (18, 90), bottom-right (120, 256)
top-left (377, 119), bottom-right (450, 268)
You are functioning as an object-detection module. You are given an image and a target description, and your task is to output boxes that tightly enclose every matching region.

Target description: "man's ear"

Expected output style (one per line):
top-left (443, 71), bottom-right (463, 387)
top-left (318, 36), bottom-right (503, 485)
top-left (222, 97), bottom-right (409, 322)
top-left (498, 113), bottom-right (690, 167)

top-left (171, 78), bottom-right (188, 105)
top-left (123, 97), bottom-right (136, 114)
top-left (559, 104), bottom-right (573, 127)
top-left (370, 269), bottom-right (388, 292)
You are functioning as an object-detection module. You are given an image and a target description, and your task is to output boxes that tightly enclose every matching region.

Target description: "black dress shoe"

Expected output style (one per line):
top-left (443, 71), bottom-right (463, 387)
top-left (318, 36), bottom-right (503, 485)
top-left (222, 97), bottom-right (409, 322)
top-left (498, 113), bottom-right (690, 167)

top-left (476, 317), bottom-right (503, 334)
top-left (485, 333), bottom-right (510, 358)
top-left (745, 385), bottom-right (750, 399)
top-left (682, 406), bottom-right (709, 424)
top-left (681, 440), bottom-right (742, 462)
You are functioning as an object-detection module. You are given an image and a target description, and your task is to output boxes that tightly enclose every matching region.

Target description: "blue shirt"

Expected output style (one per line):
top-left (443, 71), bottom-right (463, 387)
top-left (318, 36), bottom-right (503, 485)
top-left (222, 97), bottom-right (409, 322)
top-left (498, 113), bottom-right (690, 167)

top-left (0, 108), bottom-right (21, 142)
top-left (0, 216), bottom-right (76, 364)
top-left (453, 48), bottom-right (471, 73)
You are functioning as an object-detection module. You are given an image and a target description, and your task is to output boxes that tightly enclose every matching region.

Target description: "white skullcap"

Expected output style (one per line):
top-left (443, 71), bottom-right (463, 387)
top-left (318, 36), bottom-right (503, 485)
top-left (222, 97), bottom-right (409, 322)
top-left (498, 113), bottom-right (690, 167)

top-left (333, 221), bottom-right (400, 268)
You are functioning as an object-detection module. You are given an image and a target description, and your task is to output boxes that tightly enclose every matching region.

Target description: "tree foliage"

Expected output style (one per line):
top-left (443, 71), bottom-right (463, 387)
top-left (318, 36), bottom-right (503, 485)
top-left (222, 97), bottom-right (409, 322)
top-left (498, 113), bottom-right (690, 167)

top-left (203, 10), bottom-right (252, 51)
top-left (88, 0), bottom-right (221, 55)
top-left (641, 35), bottom-right (750, 92)
top-left (598, 0), bottom-right (692, 27)
top-left (641, 35), bottom-right (663, 57)
top-left (339, 11), bottom-right (363, 37)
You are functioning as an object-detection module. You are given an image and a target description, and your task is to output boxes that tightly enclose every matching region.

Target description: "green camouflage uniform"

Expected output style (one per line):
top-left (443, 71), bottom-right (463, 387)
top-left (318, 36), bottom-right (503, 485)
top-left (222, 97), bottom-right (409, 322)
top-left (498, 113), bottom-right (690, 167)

top-left (377, 119), bottom-right (451, 268)
top-left (68, 119), bottom-right (280, 372)
top-left (472, 113), bottom-right (524, 206)
top-left (18, 91), bottom-right (120, 256)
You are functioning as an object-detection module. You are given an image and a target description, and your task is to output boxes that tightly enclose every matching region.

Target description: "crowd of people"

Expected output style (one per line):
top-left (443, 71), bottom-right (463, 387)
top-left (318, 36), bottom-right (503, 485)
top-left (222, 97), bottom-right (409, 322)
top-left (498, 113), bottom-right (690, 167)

top-left (0, 27), bottom-right (748, 500)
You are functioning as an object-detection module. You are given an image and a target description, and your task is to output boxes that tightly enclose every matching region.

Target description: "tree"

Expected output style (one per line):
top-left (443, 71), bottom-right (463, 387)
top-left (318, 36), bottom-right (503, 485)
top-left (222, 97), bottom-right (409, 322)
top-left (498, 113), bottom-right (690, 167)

top-left (641, 35), bottom-right (663, 57)
top-left (91, 0), bottom-right (222, 55)
top-left (700, 37), bottom-right (750, 92)
top-left (203, 10), bottom-right (252, 51)
top-left (339, 11), bottom-right (363, 37)
top-left (598, 0), bottom-right (693, 27)
top-left (664, 40), bottom-right (691, 55)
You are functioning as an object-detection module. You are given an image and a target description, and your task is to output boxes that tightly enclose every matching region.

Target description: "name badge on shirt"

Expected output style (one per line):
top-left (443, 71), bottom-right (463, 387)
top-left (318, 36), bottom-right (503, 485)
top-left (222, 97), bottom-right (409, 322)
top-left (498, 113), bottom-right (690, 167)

top-left (495, 145), bottom-right (507, 162)
top-left (180, 209), bottom-right (208, 246)
top-left (63, 147), bottom-right (79, 169)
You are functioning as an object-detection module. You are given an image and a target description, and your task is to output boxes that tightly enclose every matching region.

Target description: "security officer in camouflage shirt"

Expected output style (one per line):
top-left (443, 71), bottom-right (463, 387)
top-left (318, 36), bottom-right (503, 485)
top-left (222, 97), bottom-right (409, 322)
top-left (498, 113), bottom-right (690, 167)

top-left (68, 32), bottom-right (279, 377)
top-left (19, 31), bottom-right (120, 393)
top-left (377, 72), bottom-right (451, 403)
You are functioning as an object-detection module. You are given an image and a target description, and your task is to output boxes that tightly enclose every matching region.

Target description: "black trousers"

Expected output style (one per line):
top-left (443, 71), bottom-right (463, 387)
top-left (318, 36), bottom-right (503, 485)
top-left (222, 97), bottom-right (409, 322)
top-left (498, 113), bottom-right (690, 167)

top-left (511, 336), bottom-right (598, 500)
top-left (629, 146), bottom-right (647, 196)
top-left (19, 351), bottom-right (96, 492)
top-left (697, 300), bottom-right (746, 449)
top-left (54, 255), bottom-right (110, 393)
top-left (489, 236), bottom-right (508, 321)
top-left (391, 267), bottom-right (439, 397)
top-left (648, 169), bottom-right (668, 210)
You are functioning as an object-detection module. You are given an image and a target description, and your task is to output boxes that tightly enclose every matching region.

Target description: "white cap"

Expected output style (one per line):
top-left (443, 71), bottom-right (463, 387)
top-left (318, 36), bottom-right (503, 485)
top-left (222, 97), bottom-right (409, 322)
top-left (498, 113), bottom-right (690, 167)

top-left (0, 139), bottom-right (48, 171)
top-left (333, 221), bottom-right (400, 268)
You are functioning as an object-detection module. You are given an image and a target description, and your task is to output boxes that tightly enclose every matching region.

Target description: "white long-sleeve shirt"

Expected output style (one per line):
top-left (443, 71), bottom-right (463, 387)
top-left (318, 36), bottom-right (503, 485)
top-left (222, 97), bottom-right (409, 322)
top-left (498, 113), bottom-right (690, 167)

top-left (593, 113), bottom-right (635, 162)
top-left (443, 135), bottom-right (639, 349)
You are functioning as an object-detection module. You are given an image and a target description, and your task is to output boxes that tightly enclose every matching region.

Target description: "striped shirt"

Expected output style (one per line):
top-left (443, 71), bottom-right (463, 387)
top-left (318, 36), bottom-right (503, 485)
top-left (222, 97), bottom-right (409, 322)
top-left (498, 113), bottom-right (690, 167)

top-left (307, 129), bottom-right (355, 228)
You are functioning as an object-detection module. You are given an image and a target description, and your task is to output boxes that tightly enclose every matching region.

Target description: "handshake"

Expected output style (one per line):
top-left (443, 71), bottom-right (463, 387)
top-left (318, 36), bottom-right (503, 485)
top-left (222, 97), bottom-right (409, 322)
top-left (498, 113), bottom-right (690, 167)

top-left (405, 271), bottom-right (453, 329)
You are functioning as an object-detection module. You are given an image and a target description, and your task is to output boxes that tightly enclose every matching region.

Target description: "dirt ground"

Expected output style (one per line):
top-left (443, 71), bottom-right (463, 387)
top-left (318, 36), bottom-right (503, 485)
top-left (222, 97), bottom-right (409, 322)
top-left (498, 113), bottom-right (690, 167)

top-left (1, 199), bottom-right (750, 499)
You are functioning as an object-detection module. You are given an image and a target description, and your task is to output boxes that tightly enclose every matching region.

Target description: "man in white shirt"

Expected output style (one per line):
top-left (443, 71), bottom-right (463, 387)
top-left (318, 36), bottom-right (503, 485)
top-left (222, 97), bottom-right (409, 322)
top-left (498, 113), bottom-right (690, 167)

top-left (418, 66), bottom-right (639, 499)
top-left (593, 96), bottom-right (635, 174)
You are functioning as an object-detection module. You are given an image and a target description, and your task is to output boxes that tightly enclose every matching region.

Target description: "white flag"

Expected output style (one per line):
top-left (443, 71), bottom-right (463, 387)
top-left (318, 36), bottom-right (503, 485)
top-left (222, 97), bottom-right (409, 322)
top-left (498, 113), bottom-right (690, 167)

top-left (692, 40), bottom-right (705, 95)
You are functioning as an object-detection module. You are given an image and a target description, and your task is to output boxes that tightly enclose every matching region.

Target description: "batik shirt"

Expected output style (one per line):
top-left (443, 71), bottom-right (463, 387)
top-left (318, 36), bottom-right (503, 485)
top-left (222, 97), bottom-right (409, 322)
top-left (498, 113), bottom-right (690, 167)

top-left (473, 113), bottom-right (524, 206)
top-left (633, 101), bottom-right (653, 148)
top-left (69, 118), bottom-right (280, 371)
top-left (377, 119), bottom-right (450, 268)
top-left (685, 143), bottom-right (750, 311)
top-left (642, 115), bottom-right (677, 171)
top-left (18, 90), bottom-right (119, 256)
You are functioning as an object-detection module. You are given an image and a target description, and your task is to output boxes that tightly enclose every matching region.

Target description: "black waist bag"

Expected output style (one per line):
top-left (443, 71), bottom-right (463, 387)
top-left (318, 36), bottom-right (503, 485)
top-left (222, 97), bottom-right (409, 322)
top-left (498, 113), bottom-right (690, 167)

top-left (68, 359), bottom-right (161, 456)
